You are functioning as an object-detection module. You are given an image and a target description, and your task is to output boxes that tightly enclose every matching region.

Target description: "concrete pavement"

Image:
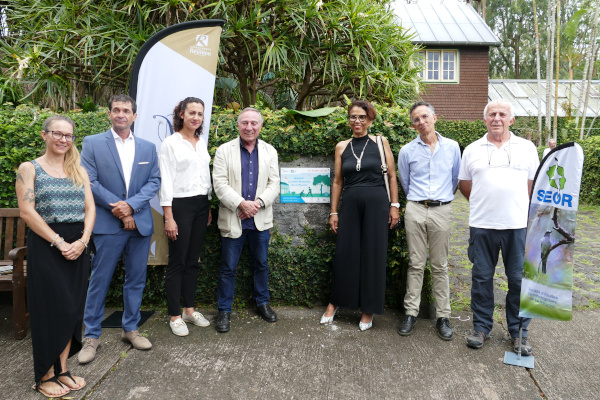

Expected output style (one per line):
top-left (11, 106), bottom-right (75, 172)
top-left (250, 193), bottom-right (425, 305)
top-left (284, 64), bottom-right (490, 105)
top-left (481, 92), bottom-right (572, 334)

top-left (2, 305), bottom-right (599, 399)
top-left (2, 193), bottom-right (599, 399)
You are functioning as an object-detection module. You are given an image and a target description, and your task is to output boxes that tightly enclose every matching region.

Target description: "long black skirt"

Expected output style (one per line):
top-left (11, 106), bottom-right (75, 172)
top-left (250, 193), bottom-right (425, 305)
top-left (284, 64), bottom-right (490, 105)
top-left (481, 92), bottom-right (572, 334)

top-left (27, 222), bottom-right (90, 383)
top-left (330, 185), bottom-right (389, 315)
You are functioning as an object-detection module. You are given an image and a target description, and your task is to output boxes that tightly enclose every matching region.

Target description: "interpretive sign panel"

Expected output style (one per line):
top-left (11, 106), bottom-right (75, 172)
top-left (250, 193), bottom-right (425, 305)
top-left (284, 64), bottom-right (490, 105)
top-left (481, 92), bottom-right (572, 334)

top-left (280, 168), bottom-right (330, 203)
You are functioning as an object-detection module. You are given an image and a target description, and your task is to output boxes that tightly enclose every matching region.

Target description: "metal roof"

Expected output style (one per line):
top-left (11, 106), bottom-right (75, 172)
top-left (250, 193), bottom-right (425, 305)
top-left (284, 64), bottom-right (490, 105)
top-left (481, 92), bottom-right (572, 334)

top-left (393, 0), bottom-right (500, 46)
top-left (488, 79), bottom-right (600, 117)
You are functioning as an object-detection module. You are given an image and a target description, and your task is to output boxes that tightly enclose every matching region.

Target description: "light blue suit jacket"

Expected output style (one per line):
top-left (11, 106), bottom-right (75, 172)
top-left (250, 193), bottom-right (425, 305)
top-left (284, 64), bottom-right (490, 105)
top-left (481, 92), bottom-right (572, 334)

top-left (81, 130), bottom-right (160, 236)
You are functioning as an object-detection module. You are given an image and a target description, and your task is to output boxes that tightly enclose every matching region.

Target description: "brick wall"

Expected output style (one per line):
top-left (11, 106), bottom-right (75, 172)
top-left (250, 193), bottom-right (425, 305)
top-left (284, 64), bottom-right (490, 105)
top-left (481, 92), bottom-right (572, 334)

top-left (420, 46), bottom-right (490, 121)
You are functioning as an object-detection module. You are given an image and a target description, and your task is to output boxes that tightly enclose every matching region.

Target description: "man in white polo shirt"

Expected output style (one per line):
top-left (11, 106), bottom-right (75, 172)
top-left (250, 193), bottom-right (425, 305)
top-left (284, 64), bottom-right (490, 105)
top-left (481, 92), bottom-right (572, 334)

top-left (459, 100), bottom-right (539, 355)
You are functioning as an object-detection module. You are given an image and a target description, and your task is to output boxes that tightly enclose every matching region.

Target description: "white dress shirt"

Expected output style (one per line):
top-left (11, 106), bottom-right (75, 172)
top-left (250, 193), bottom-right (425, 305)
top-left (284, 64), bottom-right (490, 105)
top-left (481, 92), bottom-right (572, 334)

top-left (158, 132), bottom-right (212, 206)
top-left (111, 128), bottom-right (135, 194)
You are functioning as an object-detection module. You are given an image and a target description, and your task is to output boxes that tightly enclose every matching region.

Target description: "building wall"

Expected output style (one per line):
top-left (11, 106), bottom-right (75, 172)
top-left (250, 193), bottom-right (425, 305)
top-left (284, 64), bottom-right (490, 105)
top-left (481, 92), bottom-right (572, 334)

top-left (420, 46), bottom-right (490, 121)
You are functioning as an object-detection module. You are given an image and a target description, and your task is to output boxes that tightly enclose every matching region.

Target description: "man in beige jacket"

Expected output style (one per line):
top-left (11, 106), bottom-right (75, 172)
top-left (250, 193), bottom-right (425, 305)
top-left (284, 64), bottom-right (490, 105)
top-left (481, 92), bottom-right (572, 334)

top-left (212, 107), bottom-right (280, 333)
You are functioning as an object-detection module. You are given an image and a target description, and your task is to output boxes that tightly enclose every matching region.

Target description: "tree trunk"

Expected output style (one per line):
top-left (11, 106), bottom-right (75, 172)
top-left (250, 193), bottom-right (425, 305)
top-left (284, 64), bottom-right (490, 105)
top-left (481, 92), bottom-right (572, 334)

top-left (249, 76), bottom-right (259, 106)
top-left (295, 64), bottom-right (313, 111)
top-left (238, 70), bottom-right (251, 108)
top-left (574, 30), bottom-right (591, 128)
top-left (568, 58), bottom-right (573, 120)
top-left (580, 1), bottom-right (600, 139)
top-left (533, 0), bottom-right (543, 145)
top-left (545, 0), bottom-right (555, 138)
top-left (515, 35), bottom-right (520, 79)
top-left (553, 0), bottom-right (561, 141)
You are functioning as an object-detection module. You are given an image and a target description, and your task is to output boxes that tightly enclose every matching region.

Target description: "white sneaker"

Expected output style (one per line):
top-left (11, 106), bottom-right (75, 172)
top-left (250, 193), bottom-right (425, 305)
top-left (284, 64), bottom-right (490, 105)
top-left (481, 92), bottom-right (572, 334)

top-left (169, 318), bottom-right (189, 336)
top-left (182, 311), bottom-right (210, 327)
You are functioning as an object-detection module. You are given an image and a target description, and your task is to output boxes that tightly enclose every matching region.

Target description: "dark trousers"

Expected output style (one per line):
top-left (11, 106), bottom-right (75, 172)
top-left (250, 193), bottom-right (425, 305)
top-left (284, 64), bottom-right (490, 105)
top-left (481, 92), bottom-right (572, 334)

top-left (330, 186), bottom-right (389, 315)
top-left (165, 195), bottom-right (209, 316)
top-left (468, 227), bottom-right (531, 337)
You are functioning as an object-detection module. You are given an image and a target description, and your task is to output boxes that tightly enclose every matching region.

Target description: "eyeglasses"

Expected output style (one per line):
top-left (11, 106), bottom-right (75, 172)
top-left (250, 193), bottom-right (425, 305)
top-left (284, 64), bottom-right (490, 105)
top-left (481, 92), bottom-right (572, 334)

top-left (349, 115), bottom-right (367, 122)
top-left (412, 114), bottom-right (431, 124)
top-left (46, 131), bottom-right (76, 142)
top-left (487, 141), bottom-right (511, 168)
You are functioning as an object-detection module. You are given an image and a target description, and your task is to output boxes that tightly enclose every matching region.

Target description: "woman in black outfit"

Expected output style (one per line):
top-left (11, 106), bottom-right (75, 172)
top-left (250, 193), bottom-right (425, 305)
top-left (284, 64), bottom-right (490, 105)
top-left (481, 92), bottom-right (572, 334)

top-left (16, 115), bottom-right (95, 398)
top-left (321, 100), bottom-right (399, 330)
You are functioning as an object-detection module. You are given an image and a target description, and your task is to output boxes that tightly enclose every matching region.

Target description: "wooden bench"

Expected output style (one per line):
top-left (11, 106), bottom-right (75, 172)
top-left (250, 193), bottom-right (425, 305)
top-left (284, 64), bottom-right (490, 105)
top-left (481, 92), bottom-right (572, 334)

top-left (0, 208), bottom-right (28, 339)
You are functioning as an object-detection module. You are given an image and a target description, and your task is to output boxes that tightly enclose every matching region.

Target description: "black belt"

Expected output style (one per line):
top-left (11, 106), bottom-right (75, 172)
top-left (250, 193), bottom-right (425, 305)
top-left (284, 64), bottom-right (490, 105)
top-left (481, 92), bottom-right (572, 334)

top-left (415, 200), bottom-right (451, 207)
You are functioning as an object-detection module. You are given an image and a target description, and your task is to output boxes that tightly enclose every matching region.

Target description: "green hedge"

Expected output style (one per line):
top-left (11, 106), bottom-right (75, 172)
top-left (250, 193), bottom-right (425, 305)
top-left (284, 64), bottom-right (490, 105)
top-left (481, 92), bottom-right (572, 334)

top-left (579, 136), bottom-right (600, 206)
top-left (0, 104), bottom-right (416, 309)
top-left (2, 104), bottom-right (597, 310)
top-left (0, 104), bottom-right (111, 207)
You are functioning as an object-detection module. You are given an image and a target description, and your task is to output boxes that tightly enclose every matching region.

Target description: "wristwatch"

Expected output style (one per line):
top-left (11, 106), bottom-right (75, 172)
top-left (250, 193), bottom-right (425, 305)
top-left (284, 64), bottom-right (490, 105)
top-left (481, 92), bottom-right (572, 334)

top-left (390, 203), bottom-right (400, 208)
top-left (258, 198), bottom-right (265, 208)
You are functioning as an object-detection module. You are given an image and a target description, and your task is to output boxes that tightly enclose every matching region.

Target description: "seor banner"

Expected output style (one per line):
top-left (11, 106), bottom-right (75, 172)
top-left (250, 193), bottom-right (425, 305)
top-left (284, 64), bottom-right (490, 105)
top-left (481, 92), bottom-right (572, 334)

top-left (129, 20), bottom-right (225, 264)
top-left (519, 142), bottom-right (584, 320)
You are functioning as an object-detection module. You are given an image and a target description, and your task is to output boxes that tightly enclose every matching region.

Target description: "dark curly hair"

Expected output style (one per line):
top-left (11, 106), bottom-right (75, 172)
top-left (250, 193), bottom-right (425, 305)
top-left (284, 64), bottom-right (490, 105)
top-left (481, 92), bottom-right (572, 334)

top-left (173, 97), bottom-right (205, 137)
top-left (348, 100), bottom-right (376, 121)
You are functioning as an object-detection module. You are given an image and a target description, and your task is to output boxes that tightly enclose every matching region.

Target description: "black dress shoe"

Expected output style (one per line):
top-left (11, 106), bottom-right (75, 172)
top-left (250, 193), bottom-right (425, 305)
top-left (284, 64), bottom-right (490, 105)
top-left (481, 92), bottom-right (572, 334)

top-left (397, 315), bottom-right (417, 336)
top-left (216, 312), bottom-right (231, 333)
top-left (436, 317), bottom-right (453, 341)
top-left (257, 304), bottom-right (277, 322)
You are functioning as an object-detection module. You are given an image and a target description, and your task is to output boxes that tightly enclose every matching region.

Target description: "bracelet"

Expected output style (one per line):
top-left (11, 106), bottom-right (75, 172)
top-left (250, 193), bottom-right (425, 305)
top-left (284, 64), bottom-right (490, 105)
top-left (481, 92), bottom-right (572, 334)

top-left (54, 239), bottom-right (65, 248)
top-left (50, 233), bottom-right (60, 246)
top-left (82, 229), bottom-right (92, 235)
top-left (77, 239), bottom-right (88, 249)
top-left (164, 219), bottom-right (173, 223)
top-left (329, 213), bottom-right (338, 216)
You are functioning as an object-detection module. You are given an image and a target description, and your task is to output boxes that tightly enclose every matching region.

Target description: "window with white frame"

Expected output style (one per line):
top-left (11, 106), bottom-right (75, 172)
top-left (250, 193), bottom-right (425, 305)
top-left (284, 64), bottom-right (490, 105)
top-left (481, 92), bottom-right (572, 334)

top-left (416, 50), bottom-right (459, 83)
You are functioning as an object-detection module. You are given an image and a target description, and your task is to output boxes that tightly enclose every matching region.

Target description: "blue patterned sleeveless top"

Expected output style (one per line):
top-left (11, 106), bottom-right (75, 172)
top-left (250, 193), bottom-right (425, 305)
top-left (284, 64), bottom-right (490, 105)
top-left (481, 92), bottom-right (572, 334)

top-left (32, 160), bottom-right (85, 223)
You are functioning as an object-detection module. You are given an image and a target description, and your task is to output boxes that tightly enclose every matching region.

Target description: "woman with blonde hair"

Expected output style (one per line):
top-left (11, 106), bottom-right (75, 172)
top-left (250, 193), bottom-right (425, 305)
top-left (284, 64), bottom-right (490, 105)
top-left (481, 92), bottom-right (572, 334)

top-left (16, 115), bottom-right (95, 398)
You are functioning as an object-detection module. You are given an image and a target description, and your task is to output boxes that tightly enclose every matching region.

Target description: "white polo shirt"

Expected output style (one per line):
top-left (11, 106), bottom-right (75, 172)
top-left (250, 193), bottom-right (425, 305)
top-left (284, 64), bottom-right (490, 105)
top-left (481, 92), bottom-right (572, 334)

top-left (458, 132), bottom-right (539, 229)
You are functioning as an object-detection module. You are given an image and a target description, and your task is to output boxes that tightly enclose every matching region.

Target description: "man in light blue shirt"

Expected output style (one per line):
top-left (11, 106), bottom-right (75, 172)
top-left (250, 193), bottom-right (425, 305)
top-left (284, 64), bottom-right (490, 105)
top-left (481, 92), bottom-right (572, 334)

top-left (397, 101), bottom-right (461, 341)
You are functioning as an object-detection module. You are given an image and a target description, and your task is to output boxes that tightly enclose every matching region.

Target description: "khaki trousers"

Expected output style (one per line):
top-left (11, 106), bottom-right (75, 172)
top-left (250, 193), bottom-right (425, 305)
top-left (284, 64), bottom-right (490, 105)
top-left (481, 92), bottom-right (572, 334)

top-left (403, 201), bottom-right (452, 318)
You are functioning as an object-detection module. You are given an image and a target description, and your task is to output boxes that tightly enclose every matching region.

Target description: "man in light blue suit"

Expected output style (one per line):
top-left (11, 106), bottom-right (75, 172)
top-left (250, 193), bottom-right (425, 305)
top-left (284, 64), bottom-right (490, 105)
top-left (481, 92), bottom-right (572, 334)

top-left (78, 94), bottom-right (160, 364)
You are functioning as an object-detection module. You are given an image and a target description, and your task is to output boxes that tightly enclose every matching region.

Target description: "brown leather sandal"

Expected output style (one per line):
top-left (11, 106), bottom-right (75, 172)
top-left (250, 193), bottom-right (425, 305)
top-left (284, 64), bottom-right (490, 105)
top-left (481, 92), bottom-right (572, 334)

top-left (57, 370), bottom-right (87, 391)
top-left (32, 376), bottom-right (70, 398)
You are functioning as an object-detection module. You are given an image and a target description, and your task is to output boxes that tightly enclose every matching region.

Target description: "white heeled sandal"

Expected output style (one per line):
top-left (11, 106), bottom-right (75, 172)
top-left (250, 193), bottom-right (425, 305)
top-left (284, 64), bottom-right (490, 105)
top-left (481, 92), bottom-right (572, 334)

top-left (320, 307), bottom-right (339, 324)
top-left (359, 317), bottom-right (373, 331)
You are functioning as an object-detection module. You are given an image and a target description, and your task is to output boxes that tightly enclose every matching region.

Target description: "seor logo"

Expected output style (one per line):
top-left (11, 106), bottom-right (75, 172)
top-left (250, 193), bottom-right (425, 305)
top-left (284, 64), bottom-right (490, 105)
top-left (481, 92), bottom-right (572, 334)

top-left (546, 162), bottom-right (566, 190)
top-left (536, 160), bottom-right (572, 207)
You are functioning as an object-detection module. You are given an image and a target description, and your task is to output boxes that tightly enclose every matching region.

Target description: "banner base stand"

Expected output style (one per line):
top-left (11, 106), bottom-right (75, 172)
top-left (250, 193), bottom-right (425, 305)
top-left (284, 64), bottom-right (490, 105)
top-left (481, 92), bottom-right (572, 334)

top-left (503, 321), bottom-right (535, 369)
top-left (503, 351), bottom-right (535, 369)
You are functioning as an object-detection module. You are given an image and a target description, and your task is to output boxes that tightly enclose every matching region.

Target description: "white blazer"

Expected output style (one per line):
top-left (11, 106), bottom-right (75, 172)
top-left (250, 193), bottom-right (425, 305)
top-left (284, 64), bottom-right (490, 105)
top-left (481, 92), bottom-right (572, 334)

top-left (212, 137), bottom-right (280, 238)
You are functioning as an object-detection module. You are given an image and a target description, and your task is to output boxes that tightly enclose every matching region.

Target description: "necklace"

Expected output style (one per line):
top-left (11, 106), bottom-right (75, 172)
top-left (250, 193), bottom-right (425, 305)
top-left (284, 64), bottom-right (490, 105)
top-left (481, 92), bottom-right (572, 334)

top-left (350, 135), bottom-right (369, 171)
top-left (43, 156), bottom-right (65, 178)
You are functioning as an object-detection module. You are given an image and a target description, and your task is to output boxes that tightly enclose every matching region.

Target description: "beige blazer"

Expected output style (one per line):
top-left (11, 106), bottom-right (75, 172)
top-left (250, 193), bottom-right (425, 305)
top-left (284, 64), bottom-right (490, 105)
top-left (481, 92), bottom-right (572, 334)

top-left (212, 138), bottom-right (280, 238)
